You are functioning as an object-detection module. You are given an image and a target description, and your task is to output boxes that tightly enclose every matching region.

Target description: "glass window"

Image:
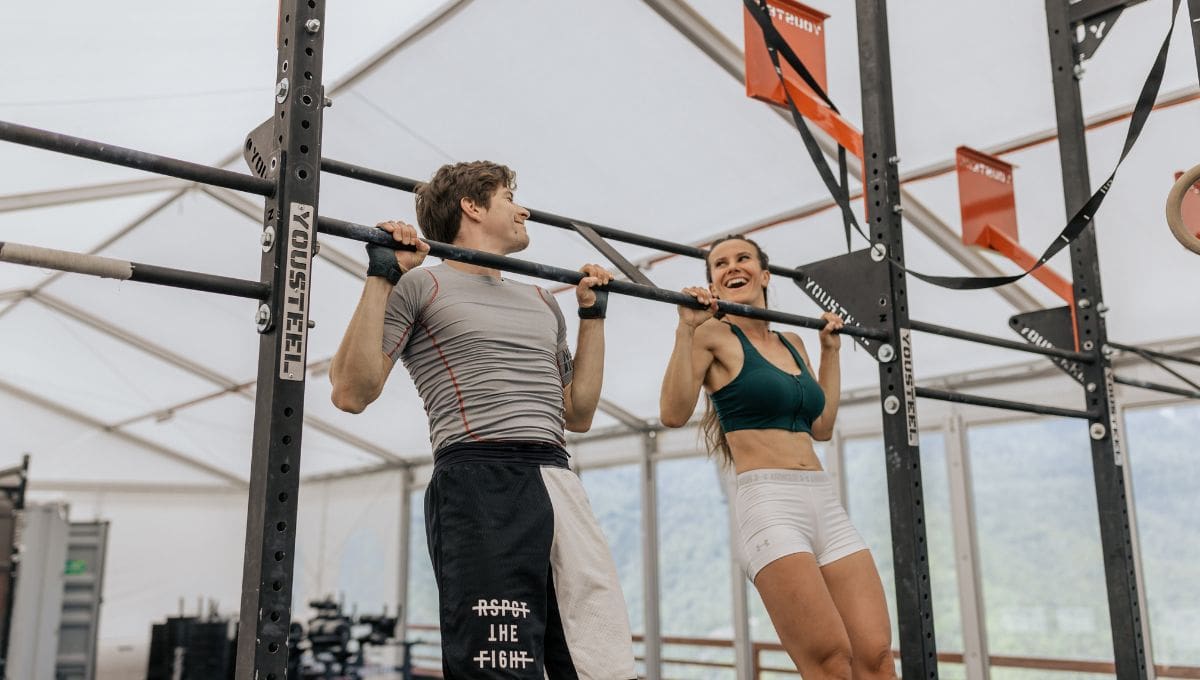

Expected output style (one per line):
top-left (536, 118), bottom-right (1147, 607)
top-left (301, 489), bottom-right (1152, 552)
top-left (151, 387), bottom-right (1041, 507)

top-left (336, 526), bottom-right (389, 614)
top-left (579, 463), bottom-right (644, 634)
top-left (843, 433), bottom-right (963, 670)
top-left (969, 418), bottom-right (1111, 662)
top-left (406, 488), bottom-right (441, 667)
top-left (1125, 402), bottom-right (1200, 667)
top-left (657, 456), bottom-right (735, 678)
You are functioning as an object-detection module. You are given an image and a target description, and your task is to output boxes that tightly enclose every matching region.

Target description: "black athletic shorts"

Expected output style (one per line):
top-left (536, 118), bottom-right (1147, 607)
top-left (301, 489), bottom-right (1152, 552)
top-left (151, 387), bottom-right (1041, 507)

top-left (424, 441), bottom-right (636, 679)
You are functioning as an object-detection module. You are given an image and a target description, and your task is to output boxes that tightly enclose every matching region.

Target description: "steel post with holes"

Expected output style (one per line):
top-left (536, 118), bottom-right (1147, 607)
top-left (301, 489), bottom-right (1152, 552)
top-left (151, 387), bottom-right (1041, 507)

top-left (234, 1), bottom-right (326, 677)
top-left (1045, 3), bottom-right (1150, 677)
top-left (1190, 0), bottom-right (1200, 78)
top-left (854, 1), bottom-right (938, 677)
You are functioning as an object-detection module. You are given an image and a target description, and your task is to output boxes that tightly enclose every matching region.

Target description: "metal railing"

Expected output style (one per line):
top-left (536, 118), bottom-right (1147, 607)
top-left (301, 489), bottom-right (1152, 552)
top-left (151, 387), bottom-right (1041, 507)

top-left (406, 625), bottom-right (1200, 679)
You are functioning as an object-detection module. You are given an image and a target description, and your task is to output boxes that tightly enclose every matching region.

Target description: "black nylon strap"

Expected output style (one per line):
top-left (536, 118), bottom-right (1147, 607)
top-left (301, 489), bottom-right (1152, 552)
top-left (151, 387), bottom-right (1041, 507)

top-left (1120, 344), bottom-right (1200, 393)
top-left (747, 0), bottom-right (863, 248)
top-left (838, 144), bottom-right (852, 253)
top-left (745, 0), bottom-right (1182, 290)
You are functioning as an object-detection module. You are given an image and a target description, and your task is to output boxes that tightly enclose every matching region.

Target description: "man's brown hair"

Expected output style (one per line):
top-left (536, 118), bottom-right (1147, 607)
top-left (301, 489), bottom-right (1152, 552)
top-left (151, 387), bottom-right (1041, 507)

top-left (414, 161), bottom-right (517, 244)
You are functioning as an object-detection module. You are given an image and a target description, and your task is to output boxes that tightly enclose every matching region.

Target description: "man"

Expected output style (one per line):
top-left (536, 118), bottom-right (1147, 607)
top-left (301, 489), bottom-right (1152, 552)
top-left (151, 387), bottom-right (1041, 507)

top-left (330, 161), bottom-right (636, 679)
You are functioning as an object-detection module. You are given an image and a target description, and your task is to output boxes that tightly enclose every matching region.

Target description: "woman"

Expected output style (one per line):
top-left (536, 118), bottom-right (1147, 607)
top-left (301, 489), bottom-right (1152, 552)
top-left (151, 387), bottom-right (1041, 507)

top-left (659, 235), bottom-right (897, 680)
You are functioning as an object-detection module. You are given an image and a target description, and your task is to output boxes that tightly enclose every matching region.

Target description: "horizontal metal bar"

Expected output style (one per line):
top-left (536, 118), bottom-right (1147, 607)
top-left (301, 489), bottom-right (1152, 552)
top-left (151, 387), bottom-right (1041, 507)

top-left (317, 216), bottom-right (890, 340)
top-left (910, 319), bottom-right (1095, 363)
top-left (532, 209), bottom-right (709, 261)
top-left (1108, 341), bottom-right (1200, 368)
top-left (915, 386), bottom-right (1095, 420)
top-left (0, 241), bottom-right (269, 300)
top-left (1114, 375), bottom-right (1200, 400)
top-left (0, 120), bottom-right (274, 197)
top-left (320, 157), bottom-right (421, 192)
top-left (133, 263), bottom-right (269, 299)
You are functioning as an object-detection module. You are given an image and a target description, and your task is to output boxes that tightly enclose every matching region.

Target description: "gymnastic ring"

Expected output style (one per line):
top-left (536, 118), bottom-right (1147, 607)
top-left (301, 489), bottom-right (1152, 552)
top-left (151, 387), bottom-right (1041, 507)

top-left (1165, 162), bottom-right (1200, 255)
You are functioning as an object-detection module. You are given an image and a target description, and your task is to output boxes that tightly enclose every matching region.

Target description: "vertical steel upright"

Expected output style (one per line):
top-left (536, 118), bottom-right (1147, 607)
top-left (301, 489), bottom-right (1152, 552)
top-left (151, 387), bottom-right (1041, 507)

top-left (640, 433), bottom-right (662, 680)
top-left (1044, 3), bottom-right (1149, 678)
top-left (854, 1), bottom-right (938, 677)
top-left (235, 0), bottom-right (326, 677)
top-left (1189, 0), bottom-right (1200, 76)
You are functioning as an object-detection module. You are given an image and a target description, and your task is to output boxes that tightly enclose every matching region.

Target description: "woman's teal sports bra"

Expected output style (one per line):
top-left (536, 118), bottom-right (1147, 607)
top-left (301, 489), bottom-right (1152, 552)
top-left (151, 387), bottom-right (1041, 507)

top-left (710, 323), bottom-right (825, 435)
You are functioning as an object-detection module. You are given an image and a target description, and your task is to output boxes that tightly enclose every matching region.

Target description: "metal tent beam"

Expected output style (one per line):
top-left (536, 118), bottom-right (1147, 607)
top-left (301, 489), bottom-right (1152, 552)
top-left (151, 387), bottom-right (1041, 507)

top-left (598, 398), bottom-right (654, 433)
top-left (322, 0), bottom-right (473, 99)
top-left (640, 433), bottom-right (663, 680)
top-left (0, 377), bottom-right (246, 487)
top-left (396, 467), bottom-right (414, 649)
top-left (0, 0), bottom-right (472, 323)
top-left (28, 480), bottom-right (242, 495)
top-left (0, 177), bottom-right (190, 214)
top-left (0, 188), bottom-right (191, 324)
top-left (622, 85), bottom-right (1200, 279)
top-left (944, 412), bottom-right (990, 680)
top-left (31, 292), bottom-right (402, 465)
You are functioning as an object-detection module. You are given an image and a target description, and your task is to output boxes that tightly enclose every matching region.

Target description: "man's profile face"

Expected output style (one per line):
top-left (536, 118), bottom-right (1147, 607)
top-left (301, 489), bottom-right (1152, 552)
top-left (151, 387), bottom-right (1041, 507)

top-left (477, 185), bottom-right (531, 254)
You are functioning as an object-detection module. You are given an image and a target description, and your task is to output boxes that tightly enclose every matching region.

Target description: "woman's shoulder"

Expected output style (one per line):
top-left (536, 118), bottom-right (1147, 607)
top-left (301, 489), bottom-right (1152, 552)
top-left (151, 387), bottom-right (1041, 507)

top-left (778, 329), bottom-right (813, 356)
top-left (778, 329), bottom-right (806, 346)
top-left (694, 318), bottom-right (731, 343)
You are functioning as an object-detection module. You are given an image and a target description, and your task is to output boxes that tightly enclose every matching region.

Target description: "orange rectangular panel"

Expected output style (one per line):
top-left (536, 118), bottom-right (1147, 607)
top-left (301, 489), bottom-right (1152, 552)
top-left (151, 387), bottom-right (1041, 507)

top-left (744, 0), bottom-right (830, 106)
top-left (956, 146), bottom-right (1019, 246)
top-left (743, 1), bottom-right (864, 160)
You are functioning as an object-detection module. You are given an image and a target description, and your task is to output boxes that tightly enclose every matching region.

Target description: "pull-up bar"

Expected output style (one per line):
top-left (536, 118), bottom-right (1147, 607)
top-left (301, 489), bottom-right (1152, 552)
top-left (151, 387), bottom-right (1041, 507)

top-left (317, 216), bottom-right (891, 341)
top-left (0, 121), bottom-right (275, 198)
top-left (319, 156), bottom-right (1107, 367)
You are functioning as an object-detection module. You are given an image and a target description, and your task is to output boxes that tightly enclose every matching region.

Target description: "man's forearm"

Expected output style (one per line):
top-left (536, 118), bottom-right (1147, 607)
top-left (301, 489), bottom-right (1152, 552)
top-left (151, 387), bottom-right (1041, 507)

top-left (330, 277), bottom-right (394, 410)
top-left (566, 318), bottom-right (605, 425)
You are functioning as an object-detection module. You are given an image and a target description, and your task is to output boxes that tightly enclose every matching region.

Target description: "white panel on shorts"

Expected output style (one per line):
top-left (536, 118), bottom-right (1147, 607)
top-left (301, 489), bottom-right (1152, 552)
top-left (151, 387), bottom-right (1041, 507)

top-left (540, 467), bottom-right (637, 680)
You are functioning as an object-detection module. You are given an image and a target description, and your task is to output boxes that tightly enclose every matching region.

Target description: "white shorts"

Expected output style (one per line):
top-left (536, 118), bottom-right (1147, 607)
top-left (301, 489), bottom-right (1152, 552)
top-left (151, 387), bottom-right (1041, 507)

top-left (734, 469), bottom-right (868, 582)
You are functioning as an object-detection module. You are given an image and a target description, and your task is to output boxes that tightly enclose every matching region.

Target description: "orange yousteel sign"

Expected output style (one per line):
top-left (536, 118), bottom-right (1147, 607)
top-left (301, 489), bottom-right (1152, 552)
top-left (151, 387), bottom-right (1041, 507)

top-left (956, 146), bottom-right (1074, 305)
top-left (1173, 170), bottom-right (1200, 238)
top-left (744, 0), bottom-right (863, 160)
top-left (956, 146), bottom-right (1019, 246)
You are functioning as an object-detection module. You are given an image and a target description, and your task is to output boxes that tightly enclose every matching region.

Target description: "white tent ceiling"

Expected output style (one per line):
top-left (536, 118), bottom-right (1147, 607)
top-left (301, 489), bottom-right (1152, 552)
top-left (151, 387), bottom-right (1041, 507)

top-left (2, 0), bottom-right (1198, 486)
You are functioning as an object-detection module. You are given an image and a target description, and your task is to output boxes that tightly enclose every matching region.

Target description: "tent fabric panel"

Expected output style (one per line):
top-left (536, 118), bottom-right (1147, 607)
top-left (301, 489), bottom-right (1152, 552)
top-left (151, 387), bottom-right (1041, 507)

top-left (0, 302), bottom-right (218, 423)
top-left (0, 390), bottom-right (235, 485)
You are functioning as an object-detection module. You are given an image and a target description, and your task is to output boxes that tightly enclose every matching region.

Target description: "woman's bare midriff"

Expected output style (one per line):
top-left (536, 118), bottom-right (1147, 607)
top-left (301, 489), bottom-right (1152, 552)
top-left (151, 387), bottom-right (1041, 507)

top-left (726, 428), bottom-right (824, 474)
